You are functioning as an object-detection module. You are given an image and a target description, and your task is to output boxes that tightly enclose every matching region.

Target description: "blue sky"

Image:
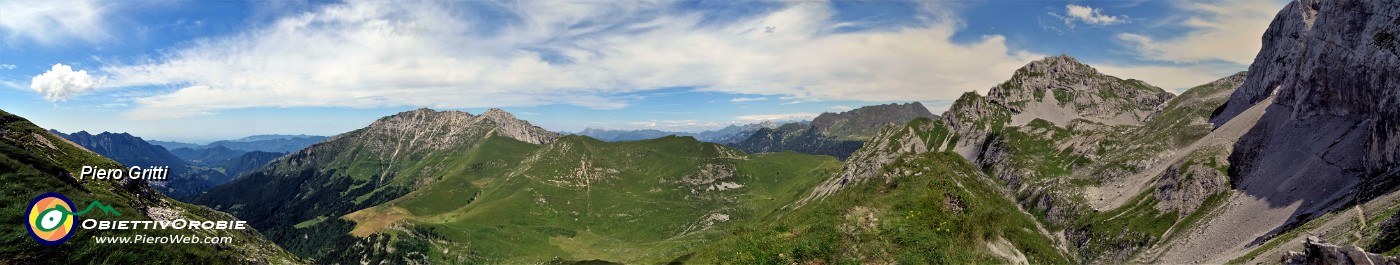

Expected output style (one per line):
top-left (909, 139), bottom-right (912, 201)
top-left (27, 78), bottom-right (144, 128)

top-left (0, 0), bottom-right (1285, 143)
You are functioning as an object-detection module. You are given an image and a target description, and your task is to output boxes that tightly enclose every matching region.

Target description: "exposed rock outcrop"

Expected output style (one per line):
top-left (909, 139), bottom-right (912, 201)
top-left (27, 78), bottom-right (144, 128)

top-left (1282, 236), bottom-right (1400, 265)
top-left (1207, 0), bottom-right (1399, 200)
top-left (944, 55), bottom-right (1174, 162)
top-left (1154, 1), bottom-right (1400, 263)
top-left (345, 108), bottom-right (560, 155)
top-left (800, 117), bottom-right (950, 203)
top-left (481, 108), bottom-right (562, 144)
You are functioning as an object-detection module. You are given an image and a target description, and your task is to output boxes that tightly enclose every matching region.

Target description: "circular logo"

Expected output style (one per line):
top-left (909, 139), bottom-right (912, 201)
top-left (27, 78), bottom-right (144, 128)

top-left (26, 192), bottom-right (76, 246)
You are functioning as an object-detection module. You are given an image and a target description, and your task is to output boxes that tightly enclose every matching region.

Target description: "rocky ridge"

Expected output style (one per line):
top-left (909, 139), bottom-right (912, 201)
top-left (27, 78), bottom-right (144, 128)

top-left (1282, 236), bottom-right (1400, 265)
top-left (991, 56), bottom-right (1172, 126)
top-left (810, 102), bottom-right (938, 140)
top-left (731, 102), bottom-right (935, 160)
top-left (800, 118), bottom-right (952, 203)
top-left (922, 56), bottom-right (1259, 263)
top-left (51, 130), bottom-right (228, 198)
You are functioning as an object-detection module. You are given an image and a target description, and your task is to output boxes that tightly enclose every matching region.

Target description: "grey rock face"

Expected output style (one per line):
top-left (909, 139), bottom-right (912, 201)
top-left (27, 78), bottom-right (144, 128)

top-left (988, 55), bottom-right (1173, 127)
top-left (1281, 236), bottom-right (1400, 265)
top-left (945, 55), bottom-right (1174, 161)
top-left (1152, 151), bottom-right (1230, 213)
top-left (353, 108), bottom-right (560, 151)
top-left (1209, 0), bottom-right (1400, 190)
top-left (481, 108), bottom-right (561, 145)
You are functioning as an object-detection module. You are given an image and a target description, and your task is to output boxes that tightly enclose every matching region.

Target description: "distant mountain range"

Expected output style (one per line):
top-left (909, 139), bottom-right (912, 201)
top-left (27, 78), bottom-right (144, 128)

top-left (51, 130), bottom-right (224, 198)
top-left (572, 121), bottom-right (780, 143)
top-left (730, 102), bottom-right (937, 160)
top-left (170, 145), bottom-right (248, 165)
top-left (149, 135), bottom-right (327, 153)
top-left (52, 131), bottom-right (294, 197)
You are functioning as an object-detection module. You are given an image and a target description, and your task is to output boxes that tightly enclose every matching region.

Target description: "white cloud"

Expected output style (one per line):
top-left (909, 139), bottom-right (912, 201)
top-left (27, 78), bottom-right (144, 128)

top-left (30, 63), bottom-right (102, 101)
top-left (830, 105), bottom-right (852, 111)
top-left (1065, 4), bottom-right (1126, 25)
top-left (0, 64), bottom-right (15, 70)
top-left (731, 97), bottom-right (767, 102)
top-left (1116, 0), bottom-right (1283, 64)
top-left (736, 112), bottom-right (818, 122)
top-left (94, 0), bottom-right (1039, 119)
top-left (0, 0), bottom-right (110, 45)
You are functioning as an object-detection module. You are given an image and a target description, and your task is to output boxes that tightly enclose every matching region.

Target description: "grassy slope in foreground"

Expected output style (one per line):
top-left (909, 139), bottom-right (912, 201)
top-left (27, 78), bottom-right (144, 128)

top-left (0, 109), bottom-right (300, 264)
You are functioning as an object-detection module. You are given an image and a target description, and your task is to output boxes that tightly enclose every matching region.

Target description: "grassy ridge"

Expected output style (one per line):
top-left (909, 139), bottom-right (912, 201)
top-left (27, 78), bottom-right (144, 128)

top-left (687, 152), bottom-right (1069, 264)
top-left (0, 109), bottom-right (299, 264)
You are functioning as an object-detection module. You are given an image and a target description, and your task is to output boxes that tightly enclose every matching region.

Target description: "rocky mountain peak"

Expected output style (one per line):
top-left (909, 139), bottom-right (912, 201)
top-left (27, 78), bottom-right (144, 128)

top-left (1015, 55), bottom-right (1095, 77)
top-left (981, 55), bottom-right (1173, 127)
top-left (479, 108), bottom-right (560, 144)
top-left (357, 108), bottom-right (559, 149)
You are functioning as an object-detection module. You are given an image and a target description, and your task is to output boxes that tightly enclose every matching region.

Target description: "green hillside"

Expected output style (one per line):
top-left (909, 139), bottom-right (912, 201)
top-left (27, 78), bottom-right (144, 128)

top-left (0, 109), bottom-right (300, 264)
top-left (369, 135), bottom-right (842, 263)
top-left (193, 107), bottom-right (1071, 264)
top-left (689, 120), bottom-right (1070, 264)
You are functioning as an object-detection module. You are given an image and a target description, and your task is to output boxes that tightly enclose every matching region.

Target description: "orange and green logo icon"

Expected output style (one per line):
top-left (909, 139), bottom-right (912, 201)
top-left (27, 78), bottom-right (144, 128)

top-left (25, 192), bottom-right (121, 246)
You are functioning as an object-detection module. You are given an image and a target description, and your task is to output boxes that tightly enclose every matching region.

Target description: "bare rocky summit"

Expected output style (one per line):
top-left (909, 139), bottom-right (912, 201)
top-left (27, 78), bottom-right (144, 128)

top-left (988, 55), bottom-right (1173, 127)
top-left (945, 55), bottom-right (1174, 161)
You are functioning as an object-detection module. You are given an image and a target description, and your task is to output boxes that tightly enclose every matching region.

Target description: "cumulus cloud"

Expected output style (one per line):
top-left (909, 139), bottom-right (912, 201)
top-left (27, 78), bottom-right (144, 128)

top-left (731, 97), bottom-right (767, 102)
top-left (30, 63), bottom-right (102, 101)
top-left (736, 112), bottom-right (818, 122)
top-left (1116, 0), bottom-right (1282, 65)
top-left (0, 0), bottom-right (110, 45)
top-left (95, 0), bottom-right (1039, 119)
top-left (1064, 4), bottom-right (1126, 25)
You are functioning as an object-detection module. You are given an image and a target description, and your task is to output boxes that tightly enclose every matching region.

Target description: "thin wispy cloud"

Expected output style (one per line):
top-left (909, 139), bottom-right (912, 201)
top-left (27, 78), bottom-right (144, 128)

top-left (0, 0), bottom-right (111, 45)
top-left (736, 112), bottom-right (817, 122)
top-left (731, 97), bottom-right (768, 102)
top-left (1116, 0), bottom-right (1280, 65)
